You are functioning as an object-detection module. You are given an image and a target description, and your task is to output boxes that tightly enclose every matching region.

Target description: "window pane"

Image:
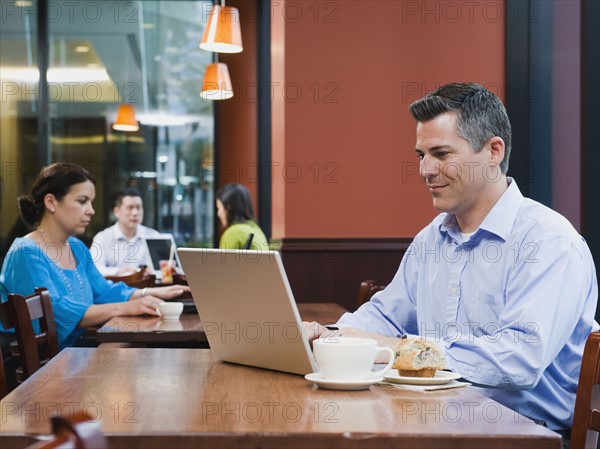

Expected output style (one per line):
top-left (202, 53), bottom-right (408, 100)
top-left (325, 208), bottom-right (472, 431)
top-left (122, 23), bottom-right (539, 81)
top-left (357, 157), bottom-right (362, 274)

top-left (45, 0), bottom-right (214, 246)
top-left (0, 0), bottom-right (39, 262)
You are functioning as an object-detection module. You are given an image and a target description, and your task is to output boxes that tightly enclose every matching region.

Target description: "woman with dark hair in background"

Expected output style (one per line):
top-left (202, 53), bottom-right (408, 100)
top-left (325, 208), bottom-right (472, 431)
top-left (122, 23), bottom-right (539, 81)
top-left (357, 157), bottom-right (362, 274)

top-left (216, 183), bottom-right (268, 250)
top-left (0, 163), bottom-right (189, 349)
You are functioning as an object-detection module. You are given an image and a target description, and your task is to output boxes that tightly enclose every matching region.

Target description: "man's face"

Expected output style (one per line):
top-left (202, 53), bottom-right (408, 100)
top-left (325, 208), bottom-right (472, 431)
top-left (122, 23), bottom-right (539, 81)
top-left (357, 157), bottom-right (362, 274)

top-left (415, 112), bottom-right (493, 219)
top-left (114, 195), bottom-right (143, 233)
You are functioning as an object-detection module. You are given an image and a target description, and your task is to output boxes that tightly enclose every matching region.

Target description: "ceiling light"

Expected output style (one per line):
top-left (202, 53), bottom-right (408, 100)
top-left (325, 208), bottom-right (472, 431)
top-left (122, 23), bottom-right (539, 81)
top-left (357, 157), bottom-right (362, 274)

top-left (113, 104), bottom-right (139, 132)
top-left (199, 62), bottom-right (233, 100)
top-left (0, 67), bottom-right (110, 82)
top-left (200, 3), bottom-right (243, 54)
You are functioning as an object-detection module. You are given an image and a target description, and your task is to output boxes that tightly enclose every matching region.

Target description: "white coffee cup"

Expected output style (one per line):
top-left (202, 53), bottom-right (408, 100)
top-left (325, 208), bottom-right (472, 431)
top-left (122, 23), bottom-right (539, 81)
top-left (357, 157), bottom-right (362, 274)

top-left (313, 337), bottom-right (395, 380)
top-left (157, 302), bottom-right (183, 320)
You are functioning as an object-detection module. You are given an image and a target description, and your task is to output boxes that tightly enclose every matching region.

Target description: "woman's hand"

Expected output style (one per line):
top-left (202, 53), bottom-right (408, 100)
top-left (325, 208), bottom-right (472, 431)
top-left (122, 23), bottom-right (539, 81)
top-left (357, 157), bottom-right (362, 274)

top-left (79, 297), bottom-right (163, 327)
top-left (149, 285), bottom-right (191, 300)
top-left (125, 296), bottom-right (163, 316)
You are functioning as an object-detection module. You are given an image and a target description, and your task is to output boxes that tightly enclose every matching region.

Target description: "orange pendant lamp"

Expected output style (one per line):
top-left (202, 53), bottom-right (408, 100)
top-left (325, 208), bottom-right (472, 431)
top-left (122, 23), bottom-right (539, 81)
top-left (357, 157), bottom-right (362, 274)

top-left (112, 104), bottom-right (139, 132)
top-left (200, 2), bottom-right (243, 54)
top-left (200, 62), bottom-right (233, 100)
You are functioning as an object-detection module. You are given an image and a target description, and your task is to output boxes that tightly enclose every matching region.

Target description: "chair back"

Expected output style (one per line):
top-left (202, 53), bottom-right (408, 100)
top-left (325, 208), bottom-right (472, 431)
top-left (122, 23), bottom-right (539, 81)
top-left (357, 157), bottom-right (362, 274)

top-left (5, 287), bottom-right (60, 380)
top-left (355, 280), bottom-right (386, 310)
top-left (243, 233), bottom-right (255, 250)
top-left (122, 274), bottom-right (156, 289)
top-left (172, 273), bottom-right (189, 286)
top-left (571, 331), bottom-right (600, 449)
top-left (26, 410), bottom-right (106, 449)
top-left (105, 271), bottom-right (155, 289)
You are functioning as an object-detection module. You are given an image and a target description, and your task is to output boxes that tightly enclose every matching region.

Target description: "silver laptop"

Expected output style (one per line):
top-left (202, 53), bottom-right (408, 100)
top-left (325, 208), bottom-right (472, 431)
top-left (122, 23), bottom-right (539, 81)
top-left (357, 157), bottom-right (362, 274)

top-left (145, 234), bottom-right (182, 280)
top-left (177, 248), bottom-right (318, 375)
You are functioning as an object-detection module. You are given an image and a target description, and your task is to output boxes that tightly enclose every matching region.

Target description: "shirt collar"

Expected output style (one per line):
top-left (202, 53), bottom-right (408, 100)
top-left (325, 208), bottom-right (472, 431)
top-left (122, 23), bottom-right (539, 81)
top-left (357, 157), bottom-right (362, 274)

top-left (439, 177), bottom-right (524, 242)
top-left (112, 222), bottom-right (141, 242)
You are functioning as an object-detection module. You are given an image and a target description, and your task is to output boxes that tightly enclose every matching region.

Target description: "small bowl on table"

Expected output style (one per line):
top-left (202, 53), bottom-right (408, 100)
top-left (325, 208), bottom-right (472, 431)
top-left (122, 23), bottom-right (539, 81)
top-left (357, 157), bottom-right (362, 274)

top-left (157, 302), bottom-right (183, 320)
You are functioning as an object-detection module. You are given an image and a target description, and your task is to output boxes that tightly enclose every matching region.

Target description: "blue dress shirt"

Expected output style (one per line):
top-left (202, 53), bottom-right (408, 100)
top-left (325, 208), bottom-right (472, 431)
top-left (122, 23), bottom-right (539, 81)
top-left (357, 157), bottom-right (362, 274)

top-left (338, 179), bottom-right (599, 430)
top-left (1, 237), bottom-right (135, 348)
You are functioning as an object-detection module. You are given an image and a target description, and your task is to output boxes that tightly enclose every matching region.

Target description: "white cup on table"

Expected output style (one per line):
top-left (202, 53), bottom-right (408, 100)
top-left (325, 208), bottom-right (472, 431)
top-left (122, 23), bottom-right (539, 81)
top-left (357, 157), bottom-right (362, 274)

top-left (157, 302), bottom-right (183, 320)
top-left (313, 337), bottom-right (395, 381)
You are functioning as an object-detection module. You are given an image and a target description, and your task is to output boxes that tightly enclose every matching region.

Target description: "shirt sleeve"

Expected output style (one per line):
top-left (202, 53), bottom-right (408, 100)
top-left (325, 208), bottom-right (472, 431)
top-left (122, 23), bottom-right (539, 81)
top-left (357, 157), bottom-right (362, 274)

top-left (444, 235), bottom-right (596, 389)
top-left (91, 230), bottom-right (118, 276)
top-left (75, 241), bottom-right (135, 304)
top-left (336, 242), bottom-right (419, 336)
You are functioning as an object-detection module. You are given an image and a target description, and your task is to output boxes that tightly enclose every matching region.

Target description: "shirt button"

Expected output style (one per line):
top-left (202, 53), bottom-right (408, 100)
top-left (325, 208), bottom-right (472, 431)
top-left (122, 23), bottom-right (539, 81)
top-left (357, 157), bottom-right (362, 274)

top-left (461, 250), bottom-right (465, 256)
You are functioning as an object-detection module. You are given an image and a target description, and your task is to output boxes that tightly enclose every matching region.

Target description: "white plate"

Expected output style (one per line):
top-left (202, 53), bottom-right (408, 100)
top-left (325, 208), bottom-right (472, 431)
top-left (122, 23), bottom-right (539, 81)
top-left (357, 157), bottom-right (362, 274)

top-left (383, 370), bottom-right (463, 386)
top-left (305, 373), bottom-right (383, 391)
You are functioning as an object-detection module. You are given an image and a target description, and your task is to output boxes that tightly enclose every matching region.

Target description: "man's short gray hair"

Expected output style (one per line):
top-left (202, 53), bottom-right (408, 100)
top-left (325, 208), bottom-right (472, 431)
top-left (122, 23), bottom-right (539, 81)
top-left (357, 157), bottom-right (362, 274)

top-left (408, 82), bottom-right (512, 174)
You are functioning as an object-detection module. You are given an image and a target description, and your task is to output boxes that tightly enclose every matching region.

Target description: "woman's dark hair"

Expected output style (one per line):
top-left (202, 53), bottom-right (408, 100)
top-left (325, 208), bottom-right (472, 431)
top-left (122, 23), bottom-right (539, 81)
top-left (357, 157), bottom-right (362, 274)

top-left (18, 163), bottom-right (96, 228)
top-left (216, 183), bottom-right (255, 227)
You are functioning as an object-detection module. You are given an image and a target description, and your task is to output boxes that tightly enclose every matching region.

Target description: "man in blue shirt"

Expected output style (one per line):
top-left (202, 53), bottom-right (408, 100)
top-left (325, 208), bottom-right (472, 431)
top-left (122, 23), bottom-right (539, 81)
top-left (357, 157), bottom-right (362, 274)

top-left (307, 83), bottom-right (599, 440)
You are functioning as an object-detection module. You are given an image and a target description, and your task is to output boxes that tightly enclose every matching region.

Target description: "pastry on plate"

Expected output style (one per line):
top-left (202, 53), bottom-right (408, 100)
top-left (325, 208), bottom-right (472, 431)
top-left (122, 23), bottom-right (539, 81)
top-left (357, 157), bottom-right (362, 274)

top-left (392, 336), bottom-right (446, 377)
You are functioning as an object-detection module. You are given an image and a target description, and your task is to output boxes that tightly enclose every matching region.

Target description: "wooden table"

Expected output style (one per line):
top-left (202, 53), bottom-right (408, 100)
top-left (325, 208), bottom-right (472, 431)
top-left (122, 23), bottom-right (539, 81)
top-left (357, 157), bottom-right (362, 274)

top-left (95, 303), bottom-right (348, 345)
top-left (0, 347), bottom-right (561, 449)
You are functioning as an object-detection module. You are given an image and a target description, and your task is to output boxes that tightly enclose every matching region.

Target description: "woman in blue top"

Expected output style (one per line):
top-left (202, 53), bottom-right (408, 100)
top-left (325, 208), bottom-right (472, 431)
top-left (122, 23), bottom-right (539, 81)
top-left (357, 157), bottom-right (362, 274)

top-left (0, 163), bottom-right (189, 348)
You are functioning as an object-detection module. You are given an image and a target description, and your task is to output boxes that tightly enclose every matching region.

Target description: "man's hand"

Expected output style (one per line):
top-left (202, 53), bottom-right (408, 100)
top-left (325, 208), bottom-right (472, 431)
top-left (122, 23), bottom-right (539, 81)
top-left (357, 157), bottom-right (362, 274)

top-left (302, 322), bottom-right (400, 362)
top-left (302, 321), bottom-right (343, 343)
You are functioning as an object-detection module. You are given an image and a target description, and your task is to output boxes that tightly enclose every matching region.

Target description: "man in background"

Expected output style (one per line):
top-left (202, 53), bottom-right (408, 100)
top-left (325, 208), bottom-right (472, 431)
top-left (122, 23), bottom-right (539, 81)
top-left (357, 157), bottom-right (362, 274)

top-left (92, 188), bottom-right (159, 276)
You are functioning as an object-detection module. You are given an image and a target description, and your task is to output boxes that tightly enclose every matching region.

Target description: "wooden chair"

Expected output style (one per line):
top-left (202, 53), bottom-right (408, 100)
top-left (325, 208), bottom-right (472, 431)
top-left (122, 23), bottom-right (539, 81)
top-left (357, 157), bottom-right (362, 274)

top-left (571, 331), bottom-right (600, 449)
top-left (172, 273), bottom-right (189, 286)
top-left (4, 288), bottom-right (60, 382)
top-left (26, 410), bottom-right (106, 449)
top-left (243, 233), bottom-right (255, 250)
top-left (123, 274), bottom-right (156, 289)
top-left (105, 271), bottom-right (156, 289)
top-left (355, 280), bottom-right (386, 310)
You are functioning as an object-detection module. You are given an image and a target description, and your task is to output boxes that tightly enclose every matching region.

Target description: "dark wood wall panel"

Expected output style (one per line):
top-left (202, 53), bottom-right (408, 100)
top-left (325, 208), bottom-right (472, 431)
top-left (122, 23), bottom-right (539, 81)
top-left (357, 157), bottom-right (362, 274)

top-left (279, 238), bottom-right (411, 313)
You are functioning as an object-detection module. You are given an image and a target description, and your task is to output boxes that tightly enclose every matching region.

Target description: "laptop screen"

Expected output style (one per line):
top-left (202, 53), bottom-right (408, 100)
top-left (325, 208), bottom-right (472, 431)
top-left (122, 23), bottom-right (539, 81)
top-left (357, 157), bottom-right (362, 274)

top-left (177, 248), bottom-right (318, 376)
top-left (145, 235), bottom-right (181, 273)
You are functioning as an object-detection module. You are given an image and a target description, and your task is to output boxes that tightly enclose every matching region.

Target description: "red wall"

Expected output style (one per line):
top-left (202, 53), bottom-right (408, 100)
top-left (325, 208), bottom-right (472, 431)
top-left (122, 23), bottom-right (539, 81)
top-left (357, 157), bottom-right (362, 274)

top-left (222, 1), bottom-right (506, 240)
top-left (219, 1), bottom-right (259, 209)
top-left (271, 0), bottom-right (505, 239)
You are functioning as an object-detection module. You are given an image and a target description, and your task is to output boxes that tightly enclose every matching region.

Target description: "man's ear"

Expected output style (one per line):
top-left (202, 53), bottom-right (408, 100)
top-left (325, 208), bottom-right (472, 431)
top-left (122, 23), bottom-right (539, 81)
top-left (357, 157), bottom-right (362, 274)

top-left (113, 205), bottom-right (121, 218)
top-left (488, 136), bottom-right (505, 168)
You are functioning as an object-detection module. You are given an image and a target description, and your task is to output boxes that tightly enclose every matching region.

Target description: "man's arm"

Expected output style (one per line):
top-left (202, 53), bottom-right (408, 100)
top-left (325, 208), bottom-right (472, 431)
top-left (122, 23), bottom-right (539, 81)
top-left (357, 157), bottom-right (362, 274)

top-left (336, 247), bottom-right (420, 337)
top-left (445, 235), bottom-right (598, 389)
top-left (304, 246), bottom-right (419, 351)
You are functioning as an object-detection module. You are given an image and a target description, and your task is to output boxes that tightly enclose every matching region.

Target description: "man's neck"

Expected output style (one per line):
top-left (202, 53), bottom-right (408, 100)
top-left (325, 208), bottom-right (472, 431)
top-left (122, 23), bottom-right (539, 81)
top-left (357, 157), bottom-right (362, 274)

top-left (456, 176), bottom-right (509, 233)
top-left (118, 223), bottom-right (137, 240)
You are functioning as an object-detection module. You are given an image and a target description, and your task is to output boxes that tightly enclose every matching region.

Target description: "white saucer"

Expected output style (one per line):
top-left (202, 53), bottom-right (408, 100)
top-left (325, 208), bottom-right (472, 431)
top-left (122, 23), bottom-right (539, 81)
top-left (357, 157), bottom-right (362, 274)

top-left (304, 373), bottom-right (383, 391)
top-left (383, 370), bottom-right (462, 386)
